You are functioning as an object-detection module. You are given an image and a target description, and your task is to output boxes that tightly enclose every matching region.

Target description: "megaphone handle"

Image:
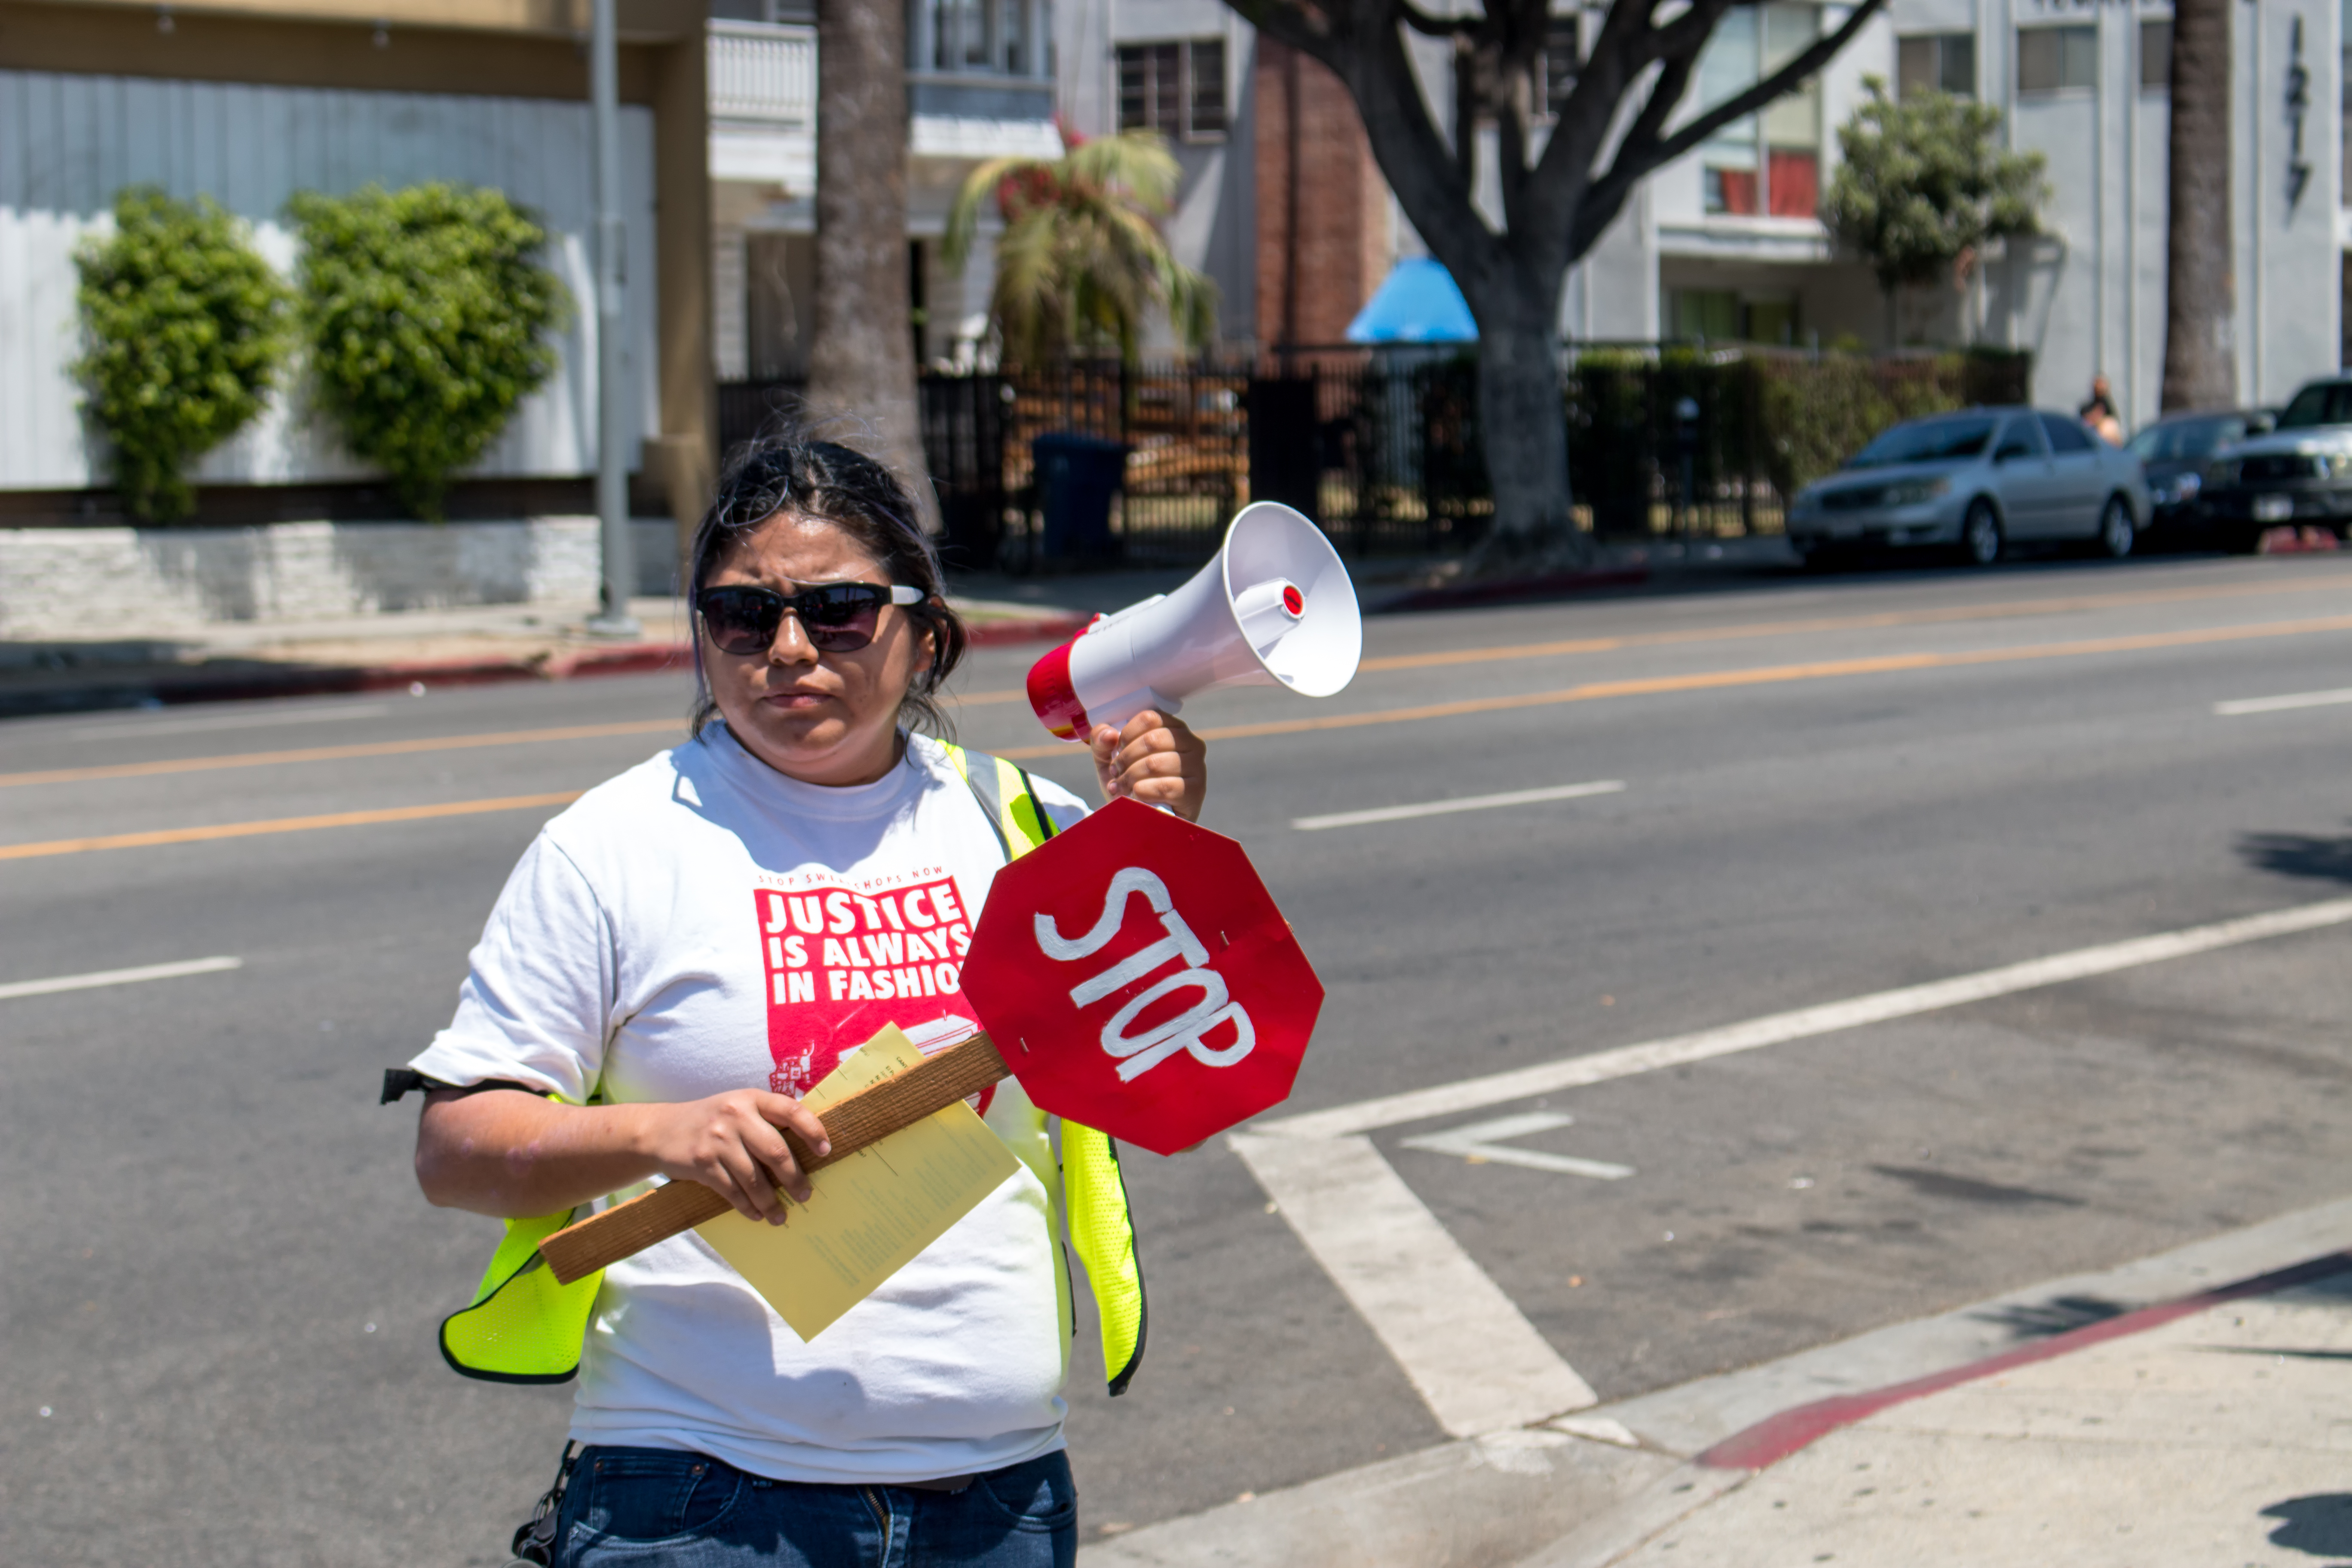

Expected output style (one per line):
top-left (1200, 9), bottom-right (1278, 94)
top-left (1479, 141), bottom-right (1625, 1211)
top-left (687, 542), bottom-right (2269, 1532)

top-left (536, 1032), bottom-right (1014, 1283)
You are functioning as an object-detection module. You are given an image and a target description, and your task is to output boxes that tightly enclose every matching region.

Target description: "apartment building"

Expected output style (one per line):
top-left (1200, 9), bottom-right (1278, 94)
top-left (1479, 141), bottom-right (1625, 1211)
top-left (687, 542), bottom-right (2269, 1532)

top-left (707, 0), bottom-right (1062, 378)
top-left (1636, 0), bottom-right (2343, 423)
top-left (1044, 2), bottom-right (2345, 424)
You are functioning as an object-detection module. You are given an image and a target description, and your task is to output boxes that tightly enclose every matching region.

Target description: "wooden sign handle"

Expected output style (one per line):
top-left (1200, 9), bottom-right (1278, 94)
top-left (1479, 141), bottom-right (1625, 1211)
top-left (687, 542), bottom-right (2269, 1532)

top-left (537, 1032), bottom-right (1013, 1284)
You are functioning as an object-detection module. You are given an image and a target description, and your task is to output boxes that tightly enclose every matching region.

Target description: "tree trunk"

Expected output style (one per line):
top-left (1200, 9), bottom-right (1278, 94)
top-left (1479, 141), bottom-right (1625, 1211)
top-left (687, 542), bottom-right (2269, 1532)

top-left (1471, 273), bottom-right (1577, 564)
top-left (2161, 0), bottom-right (2235, 410)
top-left (809, 0), bottom-right (939, 530)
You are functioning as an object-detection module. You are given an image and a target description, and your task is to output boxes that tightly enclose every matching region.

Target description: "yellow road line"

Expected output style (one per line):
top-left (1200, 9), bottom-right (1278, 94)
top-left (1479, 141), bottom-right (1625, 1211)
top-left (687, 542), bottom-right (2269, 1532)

top-left (1356, 572), bottom-right (2352, 674)
top-left (0, 719), bottom-right (684, 789)
top-left (986, 612), bottom-right (2352, 758)
top-left (0, 792), bottom-right (583, 861)
top-left (8, 579), bottom-right (2346, 790)
top-left (18, 612), bottom-right (2352, 853)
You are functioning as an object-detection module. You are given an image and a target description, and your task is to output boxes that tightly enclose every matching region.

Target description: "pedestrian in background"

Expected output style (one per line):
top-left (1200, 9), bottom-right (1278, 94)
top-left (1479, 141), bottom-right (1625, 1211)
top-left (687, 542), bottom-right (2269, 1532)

top-left (2080, 376), bottom-right (2125, 444)
top-left (403, 434), bottom-right (1207, 1567)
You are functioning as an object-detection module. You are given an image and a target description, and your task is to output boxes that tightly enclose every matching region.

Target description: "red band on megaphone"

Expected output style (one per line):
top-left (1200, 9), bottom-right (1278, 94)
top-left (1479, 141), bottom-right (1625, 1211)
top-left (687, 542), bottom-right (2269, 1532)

top-left (1026, 640), bottom-right (1090, 741)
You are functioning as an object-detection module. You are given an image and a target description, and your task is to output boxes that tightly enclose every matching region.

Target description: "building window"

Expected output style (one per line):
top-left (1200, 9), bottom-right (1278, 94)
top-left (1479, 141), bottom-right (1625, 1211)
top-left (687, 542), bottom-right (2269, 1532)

top-left (1540, 16), bottom-right (1580, 119)
top-left (1188, 40), bottom-right (1228, 137)
top-left (1118, 38), bottom-right (1227, 141)
top-left (1698, 3), bottom-right (1821, 218)
top-left (2018, 25), bottom-right (2097, 94)
top-left (1897, 32), bottom-right (1975, 98)
top-left (932, 0), bottom-right (1035, 74)
top-left (2139, 19), bottom-right (2171, 89)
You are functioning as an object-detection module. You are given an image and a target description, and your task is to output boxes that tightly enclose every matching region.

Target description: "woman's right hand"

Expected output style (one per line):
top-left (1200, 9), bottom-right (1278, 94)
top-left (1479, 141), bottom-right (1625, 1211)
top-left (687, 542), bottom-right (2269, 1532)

top-left (635, 1090), bottom-right (834, 1223)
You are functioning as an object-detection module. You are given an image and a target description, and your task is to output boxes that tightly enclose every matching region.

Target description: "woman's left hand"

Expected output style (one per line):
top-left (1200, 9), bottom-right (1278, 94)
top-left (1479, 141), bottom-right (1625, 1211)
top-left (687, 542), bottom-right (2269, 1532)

top-left (1091, 710), bottom-right (1207, 822)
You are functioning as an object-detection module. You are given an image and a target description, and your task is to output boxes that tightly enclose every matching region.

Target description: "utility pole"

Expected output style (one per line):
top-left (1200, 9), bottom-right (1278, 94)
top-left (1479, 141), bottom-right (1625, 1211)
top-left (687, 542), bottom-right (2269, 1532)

top-left (586, 0), bottom-right (640, 637)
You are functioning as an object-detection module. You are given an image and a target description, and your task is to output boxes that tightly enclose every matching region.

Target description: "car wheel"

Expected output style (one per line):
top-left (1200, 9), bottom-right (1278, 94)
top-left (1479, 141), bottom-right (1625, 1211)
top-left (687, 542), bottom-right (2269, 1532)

top-left (1959, 501), bottom-right (2003, 567)
top-left (2095, 494), bottom-right (2135, 559)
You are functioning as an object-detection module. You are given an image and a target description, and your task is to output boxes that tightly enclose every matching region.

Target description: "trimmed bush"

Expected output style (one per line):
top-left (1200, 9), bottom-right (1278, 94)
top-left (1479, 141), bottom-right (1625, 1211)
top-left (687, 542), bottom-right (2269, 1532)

top-left (74, 187), bottom-right (294, 521)
top-left (291, 183), bottom-right (570, 520)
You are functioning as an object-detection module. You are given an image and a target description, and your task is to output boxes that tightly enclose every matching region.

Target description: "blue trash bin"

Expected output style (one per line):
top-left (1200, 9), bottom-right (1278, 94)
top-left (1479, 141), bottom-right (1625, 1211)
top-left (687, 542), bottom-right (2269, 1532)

top-left (1032, 432), bottom-right (1129, 560)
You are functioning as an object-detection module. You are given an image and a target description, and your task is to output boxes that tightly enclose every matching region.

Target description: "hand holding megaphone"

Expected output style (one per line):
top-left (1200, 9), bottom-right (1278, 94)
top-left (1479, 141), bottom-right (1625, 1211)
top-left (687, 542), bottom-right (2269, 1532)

top-left (1026, 503), bottom-right (1363, 741)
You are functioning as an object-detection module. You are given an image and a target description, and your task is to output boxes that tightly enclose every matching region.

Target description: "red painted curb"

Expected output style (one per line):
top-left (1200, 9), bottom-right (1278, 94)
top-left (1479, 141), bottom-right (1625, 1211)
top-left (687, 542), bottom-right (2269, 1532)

top-left (1695, 1249), bottom-right (2352, 1472)
top-left (965, 614), bottom-right (1093, 647)
top-left (9, 613), bottom-right (1092, 716)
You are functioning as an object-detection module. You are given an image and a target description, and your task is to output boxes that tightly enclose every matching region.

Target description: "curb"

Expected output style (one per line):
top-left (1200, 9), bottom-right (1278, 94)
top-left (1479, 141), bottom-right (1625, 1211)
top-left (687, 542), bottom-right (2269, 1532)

top-left (0, 614), bottom-right (1091, 717)
top-left (1378, 567), bottom-right (1651, 612)
top-left (1693, 1246), bottom-right (2352, 1471)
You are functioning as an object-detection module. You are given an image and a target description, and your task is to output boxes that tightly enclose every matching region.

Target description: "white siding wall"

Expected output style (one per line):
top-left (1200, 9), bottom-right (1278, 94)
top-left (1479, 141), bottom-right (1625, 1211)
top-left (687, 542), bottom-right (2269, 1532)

top-left (0, 71), bottom-right (659, 492)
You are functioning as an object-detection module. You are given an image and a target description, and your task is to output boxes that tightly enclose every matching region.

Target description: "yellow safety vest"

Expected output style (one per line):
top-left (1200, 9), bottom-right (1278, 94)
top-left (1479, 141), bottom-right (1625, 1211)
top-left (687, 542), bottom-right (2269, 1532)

top-left (435, 742), bottom-right (1150, 1396)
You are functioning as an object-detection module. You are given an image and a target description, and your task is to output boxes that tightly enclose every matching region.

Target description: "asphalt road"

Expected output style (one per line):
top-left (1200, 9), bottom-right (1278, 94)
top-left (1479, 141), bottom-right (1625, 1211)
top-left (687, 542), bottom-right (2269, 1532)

top-left (5, 550), bottom-right (2352, 1564)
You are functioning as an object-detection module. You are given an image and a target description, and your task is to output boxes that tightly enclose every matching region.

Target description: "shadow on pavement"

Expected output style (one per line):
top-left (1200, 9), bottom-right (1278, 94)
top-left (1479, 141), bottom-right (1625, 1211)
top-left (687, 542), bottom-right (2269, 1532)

top-left (2238, 825), bottom-right (2352, 885)
top-left (2261, 1492), bottom-right (2352, 1558)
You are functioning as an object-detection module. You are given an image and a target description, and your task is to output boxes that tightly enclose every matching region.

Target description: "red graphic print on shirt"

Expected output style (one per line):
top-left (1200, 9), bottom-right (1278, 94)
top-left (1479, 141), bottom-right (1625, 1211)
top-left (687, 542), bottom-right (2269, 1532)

top-left (752, 871), bottom-right (983, 1105)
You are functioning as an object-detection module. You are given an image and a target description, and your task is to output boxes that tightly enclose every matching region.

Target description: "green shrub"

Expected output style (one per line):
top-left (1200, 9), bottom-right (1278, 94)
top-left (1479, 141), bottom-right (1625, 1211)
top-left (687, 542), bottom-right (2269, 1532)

top-left (290, 183), bottom-right (570, 520)
top-left (73, 188), bottom-right (293, 521)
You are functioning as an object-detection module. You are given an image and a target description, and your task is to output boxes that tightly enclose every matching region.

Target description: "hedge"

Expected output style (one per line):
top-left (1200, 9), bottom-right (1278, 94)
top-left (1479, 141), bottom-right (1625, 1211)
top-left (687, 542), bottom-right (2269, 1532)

top-left (290, 183), bottom-right (570, 520)
top-left (73, 188), bottom-right (294, 522)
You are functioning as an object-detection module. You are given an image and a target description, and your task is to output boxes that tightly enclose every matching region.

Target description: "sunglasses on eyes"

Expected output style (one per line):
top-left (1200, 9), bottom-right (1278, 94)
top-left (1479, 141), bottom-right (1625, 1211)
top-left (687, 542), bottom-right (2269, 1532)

top-left (694, 582), bottom-right (926, 655)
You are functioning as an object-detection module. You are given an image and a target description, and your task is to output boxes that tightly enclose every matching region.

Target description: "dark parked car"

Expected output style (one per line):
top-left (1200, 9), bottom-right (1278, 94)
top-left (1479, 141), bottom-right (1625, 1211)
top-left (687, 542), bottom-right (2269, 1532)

top-left (2199, 378), bottom-right (2352, 551)
top-left (2123, 408), bottom-right (2272, 538)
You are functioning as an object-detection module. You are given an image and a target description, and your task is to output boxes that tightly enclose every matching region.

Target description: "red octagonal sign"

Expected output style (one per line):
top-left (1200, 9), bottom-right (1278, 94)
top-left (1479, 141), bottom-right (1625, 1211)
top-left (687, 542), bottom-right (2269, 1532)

top-left (963, 797), bottom-right (1325, 1156)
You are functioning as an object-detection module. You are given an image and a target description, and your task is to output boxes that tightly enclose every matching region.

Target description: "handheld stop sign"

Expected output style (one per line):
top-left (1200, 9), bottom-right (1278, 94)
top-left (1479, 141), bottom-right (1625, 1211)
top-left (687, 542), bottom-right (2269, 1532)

top-left (539, 799), bottom-right (1324, 1283)
top-left (962, 797), bottom-right (1322, 1155)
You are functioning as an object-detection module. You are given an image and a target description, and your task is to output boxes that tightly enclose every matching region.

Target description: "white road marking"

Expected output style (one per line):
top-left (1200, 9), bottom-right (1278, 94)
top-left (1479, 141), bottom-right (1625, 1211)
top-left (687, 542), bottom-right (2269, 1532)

top-left (1237, 893), bottom-right (2352, 1439)
top-left (2214, 687), bottom-right (2352, 716)
top-left (1263, 894), bottom-right (2352, 1141)
top-left (1400, 1111), bottom-right (1635, 1181)
top-left (1291, 780), bottom-right (1625, 832)
top-left (1228, 1131), bottom-right (1599, 1436)
top-left (70, 702), bottom-right (390, 741)
top-left (0, 956), bottom-right (243, 1001)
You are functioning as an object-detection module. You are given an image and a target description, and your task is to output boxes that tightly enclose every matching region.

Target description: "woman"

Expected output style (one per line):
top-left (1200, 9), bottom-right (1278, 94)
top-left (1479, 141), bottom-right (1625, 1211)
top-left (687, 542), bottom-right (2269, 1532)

top-left (406, 435), bottom-right (1207, 1566)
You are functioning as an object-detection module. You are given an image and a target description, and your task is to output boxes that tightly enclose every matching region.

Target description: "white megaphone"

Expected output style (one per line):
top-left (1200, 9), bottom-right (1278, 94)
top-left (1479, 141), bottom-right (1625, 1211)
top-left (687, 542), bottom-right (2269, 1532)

top-left (1026, 502), bottom-right (1362, 741)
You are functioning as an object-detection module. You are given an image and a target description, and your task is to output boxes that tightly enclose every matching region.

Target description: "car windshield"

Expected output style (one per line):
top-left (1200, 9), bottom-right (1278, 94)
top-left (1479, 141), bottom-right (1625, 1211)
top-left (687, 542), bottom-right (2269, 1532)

top-left (2274, 382), bottom-right (2352, 430)
top-left (1846, 416), bottom-right (1997, 469)
top-left (2127, 416), bottom-right (2243, 462)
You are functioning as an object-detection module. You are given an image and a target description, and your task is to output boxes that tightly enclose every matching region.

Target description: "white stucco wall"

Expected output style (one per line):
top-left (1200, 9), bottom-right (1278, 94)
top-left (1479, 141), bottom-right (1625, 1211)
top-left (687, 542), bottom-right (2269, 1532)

top-left (0, 71), bottom-right (660, 493)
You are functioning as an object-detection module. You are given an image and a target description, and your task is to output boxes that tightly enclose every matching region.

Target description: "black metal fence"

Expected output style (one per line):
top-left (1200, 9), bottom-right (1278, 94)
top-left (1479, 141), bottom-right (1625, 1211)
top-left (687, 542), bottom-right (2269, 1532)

top-left (715, 343), bottom-right (2031, 570)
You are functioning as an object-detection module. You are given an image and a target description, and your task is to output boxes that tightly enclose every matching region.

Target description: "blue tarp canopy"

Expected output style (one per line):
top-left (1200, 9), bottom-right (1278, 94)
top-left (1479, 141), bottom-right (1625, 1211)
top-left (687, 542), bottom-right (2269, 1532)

top-left (1345, 257), bottom-right (1478, 343)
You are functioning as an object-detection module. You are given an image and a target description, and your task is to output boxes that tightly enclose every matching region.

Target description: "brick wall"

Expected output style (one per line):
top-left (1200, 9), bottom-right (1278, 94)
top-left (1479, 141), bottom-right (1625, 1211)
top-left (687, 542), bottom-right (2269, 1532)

top-left (0, 519), bottom-right (668, 639)
top-left (1254, 40), bottom-right (1392, 347)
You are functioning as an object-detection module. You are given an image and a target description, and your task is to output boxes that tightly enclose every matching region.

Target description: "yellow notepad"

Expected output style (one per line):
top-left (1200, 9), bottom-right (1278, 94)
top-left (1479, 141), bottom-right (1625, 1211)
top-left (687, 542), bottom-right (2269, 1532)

top-left (696, 1025), bottom-right (1020, 1341)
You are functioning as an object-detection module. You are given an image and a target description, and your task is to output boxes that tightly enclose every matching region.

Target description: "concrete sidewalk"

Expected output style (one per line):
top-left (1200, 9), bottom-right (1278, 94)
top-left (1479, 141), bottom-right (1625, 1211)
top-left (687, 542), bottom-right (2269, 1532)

top-left (1083, 1203), bottom-right (2352, 1568)
top-left (1532, 1257), bottom-right (2352, 1568)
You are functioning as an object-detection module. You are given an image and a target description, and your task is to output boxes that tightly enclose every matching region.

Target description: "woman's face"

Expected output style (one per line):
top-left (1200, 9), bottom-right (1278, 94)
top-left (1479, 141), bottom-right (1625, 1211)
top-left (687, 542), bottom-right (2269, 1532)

top-left (701, 511), bottom-right (935, 788)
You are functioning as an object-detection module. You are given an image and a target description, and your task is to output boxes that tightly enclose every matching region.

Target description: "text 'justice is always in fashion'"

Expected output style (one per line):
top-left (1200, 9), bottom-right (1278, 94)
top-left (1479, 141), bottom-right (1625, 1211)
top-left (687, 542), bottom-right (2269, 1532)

top-left (753, 877), bottom-right (979, 1099)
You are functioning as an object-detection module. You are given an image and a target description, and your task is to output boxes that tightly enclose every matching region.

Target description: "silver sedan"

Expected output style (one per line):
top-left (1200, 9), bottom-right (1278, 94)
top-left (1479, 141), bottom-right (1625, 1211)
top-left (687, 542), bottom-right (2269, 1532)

top-left (1786, 407), bottom-right (2153, 567)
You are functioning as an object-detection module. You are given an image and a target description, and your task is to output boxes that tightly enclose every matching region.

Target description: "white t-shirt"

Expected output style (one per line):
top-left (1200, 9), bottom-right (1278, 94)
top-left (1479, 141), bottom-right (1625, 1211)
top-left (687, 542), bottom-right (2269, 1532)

top-left (408, 726), bottom-right (1093, 1484)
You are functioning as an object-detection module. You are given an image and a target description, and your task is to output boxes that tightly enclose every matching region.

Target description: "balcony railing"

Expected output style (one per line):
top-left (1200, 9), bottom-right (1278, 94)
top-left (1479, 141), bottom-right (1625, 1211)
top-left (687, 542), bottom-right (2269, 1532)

top-left (709, 20), bottom-right (815, 126)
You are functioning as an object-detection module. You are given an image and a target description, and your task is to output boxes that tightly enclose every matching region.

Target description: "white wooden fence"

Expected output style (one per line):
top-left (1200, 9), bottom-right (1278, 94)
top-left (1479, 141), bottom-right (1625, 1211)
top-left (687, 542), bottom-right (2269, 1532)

top-left (0, 70), bottom-right (658, 493)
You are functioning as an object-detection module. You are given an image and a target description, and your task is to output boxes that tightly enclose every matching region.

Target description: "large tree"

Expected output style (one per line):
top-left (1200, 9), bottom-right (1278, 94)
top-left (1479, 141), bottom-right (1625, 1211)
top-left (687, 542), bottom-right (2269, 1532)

top-left (808, 0), bottom-right (937, 530)
top-left (1233, 0), bottom-right (1885, 563)
top-left (2161, 0), bottom-right (2234, 410)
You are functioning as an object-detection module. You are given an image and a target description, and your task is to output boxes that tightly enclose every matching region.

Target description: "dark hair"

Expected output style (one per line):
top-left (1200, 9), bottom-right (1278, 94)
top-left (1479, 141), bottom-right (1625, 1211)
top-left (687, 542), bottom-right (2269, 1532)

top-left (686, 433), bottom-right (968, 739)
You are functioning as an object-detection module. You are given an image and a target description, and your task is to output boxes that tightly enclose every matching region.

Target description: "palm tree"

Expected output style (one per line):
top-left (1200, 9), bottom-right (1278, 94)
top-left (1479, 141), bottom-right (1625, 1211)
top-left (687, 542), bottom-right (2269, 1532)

top-left (2161, 0), bottom-right (2235, 410)
top-left (942, 131), bottom-right (1217, 371)
top-left (807, 0), bottom-right (936, 529)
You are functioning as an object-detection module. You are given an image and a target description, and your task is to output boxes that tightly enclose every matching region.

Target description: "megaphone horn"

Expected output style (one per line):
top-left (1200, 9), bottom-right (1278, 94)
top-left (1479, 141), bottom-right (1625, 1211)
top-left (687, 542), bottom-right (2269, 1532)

top-left (1025, 502), bottom-right (1363, 741)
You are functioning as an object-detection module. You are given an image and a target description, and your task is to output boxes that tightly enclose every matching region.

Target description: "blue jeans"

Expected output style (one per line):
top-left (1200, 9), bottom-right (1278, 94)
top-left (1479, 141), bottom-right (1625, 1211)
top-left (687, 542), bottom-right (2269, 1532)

top-left (551, 1446), bottom-right (1078, 1568)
